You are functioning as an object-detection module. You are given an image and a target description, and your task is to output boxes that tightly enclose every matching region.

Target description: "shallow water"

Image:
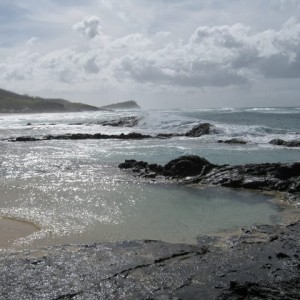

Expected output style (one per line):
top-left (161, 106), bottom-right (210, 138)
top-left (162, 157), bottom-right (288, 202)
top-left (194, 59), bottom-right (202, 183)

top-left (0, 108), bottom-right (298, 247)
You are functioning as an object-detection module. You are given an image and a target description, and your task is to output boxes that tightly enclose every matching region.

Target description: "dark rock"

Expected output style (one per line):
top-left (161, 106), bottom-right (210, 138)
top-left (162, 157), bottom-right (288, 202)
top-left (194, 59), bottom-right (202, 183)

top-left (148, 163), bottom-right (164, 173)
top-left (0, 221), bottom-right (299, 299)
top-left (118, 160), bottom-right (137, 169)
top-left (119, 155), bottom-right (300, 195)
top-left (270, 139), bottom-right (300, 147)
top-left (199, 162), bottom-right (300, 194)
top-left (276, 252), bottom-right (290, 259)
top-left (218, 138), bottom-right (247, 144)
top-left (155, 133), bottom-right (181, 139)
top-left (69, 133), bottom-right (93, 140)
top-left (15, 136), bottom-right (38, 142)
top-left (122, 132), bottom-right (151, 139)
top-left (69, 122), bottom-right (84, 125)
top-left (118, 160), bottom-right (148, 170)
top-left (185, 123), bottom-right (214, 137)
top-left (270, 139), bottom-right (285, 146)
top-left (164, 155), bottom-right (216, 177)
top-left (12, 132), bottom-right (152, 142)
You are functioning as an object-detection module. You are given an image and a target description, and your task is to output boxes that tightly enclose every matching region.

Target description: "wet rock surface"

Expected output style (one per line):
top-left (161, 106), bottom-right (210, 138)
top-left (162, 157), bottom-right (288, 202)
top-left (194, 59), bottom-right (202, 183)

top-left (0, 222), bottom-right (299, 299)
top-left (185, 123), bottom-right (215, 137)
top-left (269, 139), bottom-right (300, 147)
top-left (198, 162), bottom-right (300, 194)
top-left (119, 155), bottom-right (300, 195)
top-left (11, 132), bottom-right (152, 142)
top-left (8, 122), bottom-right (221, 142)
top-left (217, 138), bottom-right (247, 144)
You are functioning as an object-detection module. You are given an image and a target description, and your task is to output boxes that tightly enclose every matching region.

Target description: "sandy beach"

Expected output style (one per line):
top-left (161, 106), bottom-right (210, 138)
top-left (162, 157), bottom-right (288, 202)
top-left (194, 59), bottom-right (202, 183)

top-left (0, 217), bottom-right (39, 249)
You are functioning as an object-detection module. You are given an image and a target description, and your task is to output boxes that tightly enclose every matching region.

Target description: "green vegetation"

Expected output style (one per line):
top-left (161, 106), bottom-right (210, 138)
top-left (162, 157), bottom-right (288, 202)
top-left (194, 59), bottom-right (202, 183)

top-left (0, 88), bottom-right (99, 113)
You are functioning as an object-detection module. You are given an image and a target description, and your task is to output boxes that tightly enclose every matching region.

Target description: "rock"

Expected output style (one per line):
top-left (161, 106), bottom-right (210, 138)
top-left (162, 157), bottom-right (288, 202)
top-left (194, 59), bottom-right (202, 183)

top-left (12, 132), bottom-right (152, 142)
top-left (269, 139), bottom-right (285, 146)
top-left (218, 138), bottom-right (247, 144)
top-left (0, 221), bottom-right (299, 299)
top-left (118, 160), bottom-right (148, 170)
top-left (121, 132), bottom-right (151, 139)
top-left (15, 136), bottom-right (38, 142)
top-left (118, 160), bottom-right (137, 169)
top-left (164, 155), bottom-right (216, 177)
top-left (69, 133), bottom-right (93, 140)
top-left (185, 123), bottom-right (214, 137)
top-left (270, 139), bottom-right (300, 147)
top-left (156, 133), bottom-right (179, 139)
top-left (199, 163), bottom-right (300, 194)
top-left (119, 155), bottom-right (300, 195)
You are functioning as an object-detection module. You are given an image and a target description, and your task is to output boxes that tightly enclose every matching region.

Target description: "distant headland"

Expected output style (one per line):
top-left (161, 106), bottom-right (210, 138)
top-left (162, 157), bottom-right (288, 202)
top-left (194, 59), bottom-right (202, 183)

top-left (99, 100), bottom-right (141, 110)
top-left (0, 88), bottom-right (140, 113)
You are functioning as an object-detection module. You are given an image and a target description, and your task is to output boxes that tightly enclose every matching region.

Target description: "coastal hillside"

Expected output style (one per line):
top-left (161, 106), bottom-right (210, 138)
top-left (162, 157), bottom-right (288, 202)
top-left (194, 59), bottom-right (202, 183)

top-left (99, 100), bottom-right (140, 110)
top-left (0, 88), bottom-right (99, 113)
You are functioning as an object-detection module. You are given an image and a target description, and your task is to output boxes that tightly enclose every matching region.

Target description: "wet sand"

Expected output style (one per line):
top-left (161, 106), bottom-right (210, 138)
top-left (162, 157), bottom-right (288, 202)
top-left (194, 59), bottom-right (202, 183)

top-left (0, 217), bottom-right (39, 249)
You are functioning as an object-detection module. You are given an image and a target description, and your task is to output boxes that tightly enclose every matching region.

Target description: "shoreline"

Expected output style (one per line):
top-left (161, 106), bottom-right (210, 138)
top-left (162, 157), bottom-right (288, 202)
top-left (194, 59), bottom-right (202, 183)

top-left (0, 155), bottom-right (299, 298)
top-left (0, 217), bottom-right (39, 250)
top-left (0, 219), bottom-right (299, 299)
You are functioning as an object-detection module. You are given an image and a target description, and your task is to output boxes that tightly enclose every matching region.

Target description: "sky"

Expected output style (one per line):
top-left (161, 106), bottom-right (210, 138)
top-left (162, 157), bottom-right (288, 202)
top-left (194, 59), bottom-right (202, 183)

top-left (0, 0), bottom-right (300, 108)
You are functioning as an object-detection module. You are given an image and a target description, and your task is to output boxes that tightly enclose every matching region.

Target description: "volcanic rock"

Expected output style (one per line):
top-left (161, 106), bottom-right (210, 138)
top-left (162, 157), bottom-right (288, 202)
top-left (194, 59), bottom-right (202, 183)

top-left (270, 139), bottom-right (300, 147)
top-left (218, 138), bottom-right (247, 144)
top-left (164, 155), bottom-right (216, 177)
top-left (119, 155), bottom-right (300, 195)
top-left (0, 221), bottom-right (299, 299)
top-left (185, 123), bottom-right (214, 137)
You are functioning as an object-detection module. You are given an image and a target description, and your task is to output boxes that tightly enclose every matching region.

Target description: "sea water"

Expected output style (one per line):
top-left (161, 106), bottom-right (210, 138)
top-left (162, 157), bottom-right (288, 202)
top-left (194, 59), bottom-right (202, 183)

top-left (0, 107), bottom-right (299, 247)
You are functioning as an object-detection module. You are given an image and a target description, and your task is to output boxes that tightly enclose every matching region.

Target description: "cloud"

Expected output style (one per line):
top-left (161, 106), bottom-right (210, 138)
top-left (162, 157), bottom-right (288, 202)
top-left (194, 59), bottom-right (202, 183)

top-left (114, 18), bottom-right (300, 88)
top-left (1, 15), bottom-right (300, 100)
top-left (73, 16), bottom-right (102, 39)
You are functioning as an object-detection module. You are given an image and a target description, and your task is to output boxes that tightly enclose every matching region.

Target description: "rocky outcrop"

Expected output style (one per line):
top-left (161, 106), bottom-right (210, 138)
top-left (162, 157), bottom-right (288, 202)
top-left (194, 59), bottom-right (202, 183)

top-left (11, 132), bottom-right (152, 142)
top-left (164, 155), bottom-right (216, 177)
top-left (270, 139), bottom-right (300, 147)
top-left (119, 155), bottom-right (216, 178)
top-left (185, 123), bottom-right (215, 137)
top-left (119, 155), bottom-right (300, 195)
top-left (199, 162), bottom-right (300, 194)
top-left (0, 221), bottom-right (299, 299)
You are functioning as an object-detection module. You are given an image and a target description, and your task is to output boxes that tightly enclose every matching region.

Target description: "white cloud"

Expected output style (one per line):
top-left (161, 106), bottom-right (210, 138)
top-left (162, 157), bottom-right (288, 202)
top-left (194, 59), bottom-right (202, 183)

top-left (1, 1), bottom-right (300, 107)
top-left (2, 17), bottom-right (300, 91)
top-left (73, 16), bottom-right (102, 39)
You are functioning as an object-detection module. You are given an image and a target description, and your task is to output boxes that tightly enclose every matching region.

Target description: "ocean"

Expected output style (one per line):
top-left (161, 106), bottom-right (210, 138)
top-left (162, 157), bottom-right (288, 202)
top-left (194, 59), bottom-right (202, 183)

top-left (0, 107), bottom-right (299, 248)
